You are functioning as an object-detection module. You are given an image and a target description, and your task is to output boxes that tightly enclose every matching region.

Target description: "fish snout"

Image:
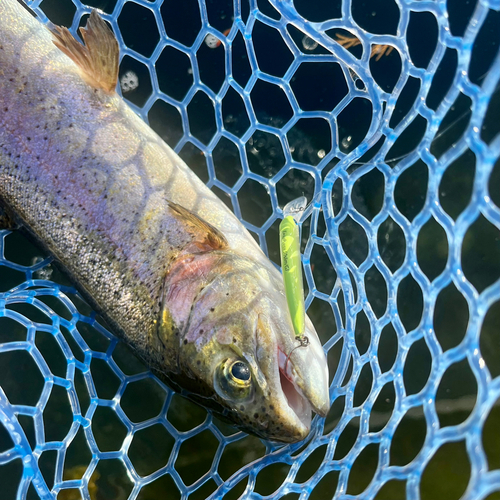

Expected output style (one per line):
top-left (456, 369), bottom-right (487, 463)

top-left (274, 311), bottom-right (331, 421)
top-left (254, 310), bottom-right (330, 442)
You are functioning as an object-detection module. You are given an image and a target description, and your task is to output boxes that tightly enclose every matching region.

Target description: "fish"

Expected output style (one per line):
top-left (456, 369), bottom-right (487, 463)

top-left (0, 0), bottom-right (330, 442)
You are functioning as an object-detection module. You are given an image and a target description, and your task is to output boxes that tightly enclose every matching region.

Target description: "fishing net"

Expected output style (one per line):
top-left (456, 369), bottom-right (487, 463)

top-left (1, 0), bottom-right (499, 498)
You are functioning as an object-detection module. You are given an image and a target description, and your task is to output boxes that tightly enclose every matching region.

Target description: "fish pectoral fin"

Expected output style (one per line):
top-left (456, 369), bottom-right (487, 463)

top-left (51, 10), bottom-right (119, 94)
top-left (168, 201), bottom-right (228, 251)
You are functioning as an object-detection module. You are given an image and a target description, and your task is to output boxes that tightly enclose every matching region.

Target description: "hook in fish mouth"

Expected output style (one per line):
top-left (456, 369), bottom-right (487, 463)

top-left (276, 343), bottom-right (314, 432)
top-left (276, 316), bottom-right (330, 428)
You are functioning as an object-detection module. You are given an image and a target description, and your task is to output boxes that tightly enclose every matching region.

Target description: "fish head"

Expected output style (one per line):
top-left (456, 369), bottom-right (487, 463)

top-left (166, 252), bottom-right (330, 443)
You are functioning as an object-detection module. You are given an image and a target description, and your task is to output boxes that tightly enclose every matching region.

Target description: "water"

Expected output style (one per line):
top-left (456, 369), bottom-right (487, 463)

top-left (1, 0), bottom-right (499, 499)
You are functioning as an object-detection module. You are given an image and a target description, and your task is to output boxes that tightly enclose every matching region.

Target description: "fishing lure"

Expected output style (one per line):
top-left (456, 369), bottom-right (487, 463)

top-left (279, 196), bottom-right (309, 348)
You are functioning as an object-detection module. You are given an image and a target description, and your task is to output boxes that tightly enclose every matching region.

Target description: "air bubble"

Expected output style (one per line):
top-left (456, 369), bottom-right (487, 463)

top-left (120, 70), bottom-right (139, 93)
top-left (205, 33), bottom-right (221, 49)
top-left (302, 35), bottom-right (319, 51)
top-left (341, 135), bottom-right (353, 150)
top-left (31, 256), bottom-right (53, 280)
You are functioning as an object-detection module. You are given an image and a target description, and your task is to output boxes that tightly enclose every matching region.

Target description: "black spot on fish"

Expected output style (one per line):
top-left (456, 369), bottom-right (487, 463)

top-left (239, 405), bottom-right (244, 411)
top-left (254, 413), bottom-right (259, 419)
top-left (183, 339), bottom-right (187, 345)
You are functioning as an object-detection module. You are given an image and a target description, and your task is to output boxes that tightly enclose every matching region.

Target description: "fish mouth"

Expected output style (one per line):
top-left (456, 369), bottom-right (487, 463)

top-left (249, 302), bottom-right (330, 442)
top-left (278, 347), bottom-right (312, 431)
top-left (273, 313), bottom-right (330, 440)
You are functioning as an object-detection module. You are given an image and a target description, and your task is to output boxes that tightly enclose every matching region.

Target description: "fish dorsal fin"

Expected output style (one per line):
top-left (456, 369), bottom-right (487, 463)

top-left (168, 201), bottom-right (228, 251)
top-left (51, 10), bottom-right (119, 93)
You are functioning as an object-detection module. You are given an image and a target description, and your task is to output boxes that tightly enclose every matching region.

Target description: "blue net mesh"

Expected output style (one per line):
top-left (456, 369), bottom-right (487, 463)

top-left (1, 0), bottom-right (500, 498)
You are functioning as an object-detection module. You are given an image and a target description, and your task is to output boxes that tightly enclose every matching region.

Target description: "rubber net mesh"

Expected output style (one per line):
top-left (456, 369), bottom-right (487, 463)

top-left (1, 0), bottom-right (500, 499)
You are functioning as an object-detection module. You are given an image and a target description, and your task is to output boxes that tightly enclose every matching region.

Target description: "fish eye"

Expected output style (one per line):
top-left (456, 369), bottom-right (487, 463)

top-left (230, 361), bottom-right (251, 383)
top-left (214, 359), bottom-right (253, 402)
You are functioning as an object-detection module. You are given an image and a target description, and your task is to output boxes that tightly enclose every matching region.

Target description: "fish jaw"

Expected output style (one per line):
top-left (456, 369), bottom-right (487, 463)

top-left (277, 314), bottom-right (331, 419)
top-left (255, 303), bottom-right (330, 442)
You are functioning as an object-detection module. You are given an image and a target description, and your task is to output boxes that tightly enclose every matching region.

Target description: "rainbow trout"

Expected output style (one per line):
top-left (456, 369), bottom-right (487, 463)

top-left (0, 0), bottom-right (330, 442)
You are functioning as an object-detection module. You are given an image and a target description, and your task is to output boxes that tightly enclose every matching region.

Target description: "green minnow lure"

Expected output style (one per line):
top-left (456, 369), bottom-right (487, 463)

top-left (279, 197), bottom-right (308, 344)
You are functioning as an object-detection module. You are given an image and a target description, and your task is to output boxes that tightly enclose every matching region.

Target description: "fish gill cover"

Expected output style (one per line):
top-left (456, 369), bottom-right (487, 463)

top-left (0, 0), bottom-right (499, 499)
